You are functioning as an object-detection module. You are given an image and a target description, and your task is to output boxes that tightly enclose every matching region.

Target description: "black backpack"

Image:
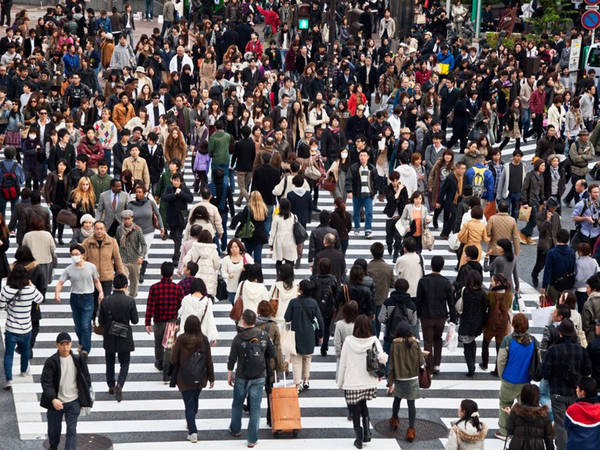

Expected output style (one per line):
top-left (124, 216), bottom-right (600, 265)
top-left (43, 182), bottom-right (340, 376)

top-left (0, 161), bottom-right (19, 201)
top-left (241, 334), bottom-right (266, 379)
top-left (314, 275), bottom-right (336, 318)
top-left (386, 301), bottom-right (411, 340)
top-left (180, 343), bottom-right (209, 387)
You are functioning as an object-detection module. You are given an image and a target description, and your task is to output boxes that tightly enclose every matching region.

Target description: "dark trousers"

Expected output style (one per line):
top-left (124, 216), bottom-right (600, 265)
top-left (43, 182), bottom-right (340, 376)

top-left (551, 394), bottom-right (576, 450)
top-left (463, 340), bottom-right (476, 374)
top-left (433, 207), bottom-right (442, 228)
top-left (321, 314), bottom-right (332, 352)
top-left (441, 204), bottom-right (457, 237)
top-left (481, 335), bottom-right (502, 368)
top-left (351, 399), bottom-right (369, 428)
top-left (47, 399), bottom-right (80, 450)
top-left (170, 225), bottom-right (184, 263)
top-left (160, 21), bottom-right (173, 38)
top-left (525, 114), bottom-right (544, 140)
top-left (153, 320), bottom-right (173, 380)
top-left (532, 248), bottom-right (547, 279)
top-left (182, 389), bottom-right (202, 434)
top-left (93, 280), bottom-right (113, 322)
top-left (447, 126), bottom-right (469, 152)
top-left (0, 4), bottom-right (11, 26)
top-left (421, 317), bottom-right (446, 368)
top-left (385, 218), bottom-right (402, 259)
top-left (565, 173), bottom-right (584, 204)
top-left (499, 137), bottom-right (521, 152)
top-left (392, 397), bottom-right (416, 427)
top-left (576, 291), bottom-right (588, 313)
top-left (50, 205), bottom-right (65, 240)
top-left (105, 351), bottom-right (131, 388)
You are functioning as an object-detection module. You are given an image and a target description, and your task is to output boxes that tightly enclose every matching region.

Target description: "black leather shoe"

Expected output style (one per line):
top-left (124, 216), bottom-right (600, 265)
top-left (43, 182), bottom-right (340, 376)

top-left (115, 385), bottom-right (123, 402)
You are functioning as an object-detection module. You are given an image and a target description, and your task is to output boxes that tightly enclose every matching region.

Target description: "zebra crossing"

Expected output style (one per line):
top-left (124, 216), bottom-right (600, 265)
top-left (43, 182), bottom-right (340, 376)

top-left (1, 139), bottom-right (549, 449)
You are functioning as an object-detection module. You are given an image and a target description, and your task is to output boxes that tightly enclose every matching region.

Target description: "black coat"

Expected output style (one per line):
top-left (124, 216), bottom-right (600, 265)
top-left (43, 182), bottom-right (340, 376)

top-left (543, 165), bottom-right (566, 200)
top-left (314, 246), bottom-right (346, 284)
top-left (140, 144), bottom-right (165, 186)
top-left (416, 273), bottom-right (456, 321)
top-left (457, 288), bottom-right (488, 337)
top-left (345, 162), bottom-right (376, 197)
top-left (336, 282), bottom-right (375, 317)
top-left (98, 290), bottom-right (139, 353)
top-left (287, 190), bottom-right (312, 228)
top-left (232, 138), bottom-right (256, 172)
top-left (308, 225), bottom-right (341, 263)
top-left (506, 403), bottom-right (554, 450)
top-left (0, 233), bottom-right (9, 279)
top-left (437, 172), bottom-right (460, 209)
top-left (163, 185), bottom-right (194, 228)
top-left (587, 336), bottom-right (600, 385)
top-left (383, 183), bottom-right (409, 218)
top-left (309, 273), bottom-right (339, 318)
top-left (40, 352), bottom-right (93, 410)
top-left (251, 164), bottom-right (281, 206)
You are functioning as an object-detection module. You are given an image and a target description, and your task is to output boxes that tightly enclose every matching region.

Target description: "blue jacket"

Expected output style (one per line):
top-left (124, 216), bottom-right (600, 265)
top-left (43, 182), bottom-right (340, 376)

top-left (436, 51), bottom-right (455, 71)
top-left (95, 17), bottom-right (112, 33)
top-left (501, 334), bottom-right (535, 385)
top-left (465, 163), bottom-right (495, 202)
top-left (542, 244), bottom-right (576, 289)
top-left (565, 397), bottom-right (600, 450)
top-left (62, 53), bottom-right (80, 76)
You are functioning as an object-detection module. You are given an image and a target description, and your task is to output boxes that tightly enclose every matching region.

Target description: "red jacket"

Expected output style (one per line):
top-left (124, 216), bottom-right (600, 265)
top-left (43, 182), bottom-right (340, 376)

top-left (256, 5), bottom-right (280, 34)
top-left (529, 89), bottom-right (546, 114)
top-left (76, 137), bottom-right (105, 169)
top-left (244, 40), bottom-right (263, 59)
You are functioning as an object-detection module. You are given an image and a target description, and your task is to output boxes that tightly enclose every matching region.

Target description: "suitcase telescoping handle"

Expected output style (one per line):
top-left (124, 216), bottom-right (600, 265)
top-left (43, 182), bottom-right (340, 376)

top-left (273, 367), bottom-right (288, 387)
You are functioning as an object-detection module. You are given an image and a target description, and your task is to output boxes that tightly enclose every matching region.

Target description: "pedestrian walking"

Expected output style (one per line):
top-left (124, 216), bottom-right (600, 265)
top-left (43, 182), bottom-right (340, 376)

top-left (115, 210), bottom-right (147, 298)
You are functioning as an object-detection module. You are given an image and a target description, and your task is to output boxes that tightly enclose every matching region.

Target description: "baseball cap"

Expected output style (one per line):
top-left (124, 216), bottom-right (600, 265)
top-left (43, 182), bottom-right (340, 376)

top-left (56, 332), bottom-right (72, 343)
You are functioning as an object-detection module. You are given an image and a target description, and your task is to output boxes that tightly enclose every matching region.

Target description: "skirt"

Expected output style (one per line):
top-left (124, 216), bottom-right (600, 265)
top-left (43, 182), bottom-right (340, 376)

top-left (5, 130), bottom-right (21, 147)
top-left (344, 388), bottom-right (377, 405)
top-left (393, 379), bottom-right (419, 400)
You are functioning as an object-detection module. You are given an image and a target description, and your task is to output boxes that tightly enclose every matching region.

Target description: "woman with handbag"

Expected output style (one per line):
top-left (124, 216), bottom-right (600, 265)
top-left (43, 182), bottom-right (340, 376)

top-left (269, 263), bottom-right (299, 325)
top-left (231, 264), bottom-right (269, 319)
top-left (427, 149), bottom-right (454, 229)
top-left (70, 176), bottom-right (96, 229)
top-left (169, 315), bottom-right (215, 444)
top-left (384, 171), bottom-right (409, 261)
top-left (387, 322), bottom-right (426, 442)
top-left (337, 315), bottom-right (385, 449)
top-left (285, 279), bottom-right (324, 393)
top-left (43, 159), bottom-right (70, 245)
top-left (326, 149), bottom-right (351, 202)
top-left (399, 191), bottom-right (430, 253)
top-left (178, 278), bottom-right (218, 346)
top-left (269, 198), bottom-right (298, 268)
top-left (230, 191), bottom-right (268, 264)
top-left (287, 175), bottom-right (312, 268)
top-left (457, 271), bottom-right (488, 377)
top-left (220, 238), bottom-right (254, 305)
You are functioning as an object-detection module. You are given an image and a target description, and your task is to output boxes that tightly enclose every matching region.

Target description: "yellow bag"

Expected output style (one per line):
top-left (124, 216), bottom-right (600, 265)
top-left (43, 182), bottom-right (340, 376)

top-left (439, 63), bottom-right (450, 75)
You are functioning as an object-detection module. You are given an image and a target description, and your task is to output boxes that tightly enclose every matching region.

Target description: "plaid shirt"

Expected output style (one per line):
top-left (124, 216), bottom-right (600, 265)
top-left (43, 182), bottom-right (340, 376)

top-left (145, 277), bottom-right (184, 326)
top-left (177, 276), bottom-right (194, 296)
top-left (540, 339), bottom-right (592, 396)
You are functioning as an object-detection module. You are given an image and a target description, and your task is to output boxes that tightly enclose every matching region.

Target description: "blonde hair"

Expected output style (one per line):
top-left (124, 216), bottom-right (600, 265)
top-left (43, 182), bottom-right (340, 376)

top-left (249, 191), bottom-right (268, 222)
top-left (72, 176), bottom-right (96, 211)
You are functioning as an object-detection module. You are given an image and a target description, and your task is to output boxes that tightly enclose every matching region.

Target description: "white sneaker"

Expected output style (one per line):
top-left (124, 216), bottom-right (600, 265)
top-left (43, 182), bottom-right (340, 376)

top-left (187, 433), bottom-right (198, 443)
top-left (3, 380), bottom-right (12, 390)
top-left (20, 367), bottom-right (30, 377)
top-left (353, 230), bottom-right (361, 236)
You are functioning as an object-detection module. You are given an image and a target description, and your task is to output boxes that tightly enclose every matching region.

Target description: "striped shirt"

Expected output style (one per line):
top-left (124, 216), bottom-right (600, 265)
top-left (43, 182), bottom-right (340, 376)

top-left (359, 166), bottom-right (370, 195)
top-left (0, 285), bottom-right (44, 334)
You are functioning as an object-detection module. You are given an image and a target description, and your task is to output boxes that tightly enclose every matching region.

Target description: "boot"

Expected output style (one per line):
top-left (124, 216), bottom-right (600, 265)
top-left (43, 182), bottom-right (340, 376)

top-left (139, 260), bottom-right (148, 284)
top-left (353, 427), bottom-right (363, 449)
top-left (389, 417), bottom-right (399, 431)
top-left (362, 417), bottom-right (372, 443)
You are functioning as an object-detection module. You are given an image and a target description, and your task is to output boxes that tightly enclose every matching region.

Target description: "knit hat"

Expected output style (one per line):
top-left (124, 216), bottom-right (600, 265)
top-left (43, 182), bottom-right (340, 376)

top-left (80, 214), bottom-right (96, 225)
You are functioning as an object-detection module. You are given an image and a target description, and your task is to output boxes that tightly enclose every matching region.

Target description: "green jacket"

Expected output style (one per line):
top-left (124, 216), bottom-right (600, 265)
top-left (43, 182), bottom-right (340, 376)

top-left (90, 173), bottom-right (113, 205)
top-left (387, 337), bottom-right (425, 386)
top-left (208, 130), bottom-right (232, 165)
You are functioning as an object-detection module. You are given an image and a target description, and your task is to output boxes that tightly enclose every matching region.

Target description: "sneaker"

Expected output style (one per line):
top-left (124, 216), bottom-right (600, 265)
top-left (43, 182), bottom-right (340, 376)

top-left (365, 231), bottom-right (372, 239)
top-left (353, 230), bottom-right (361, 236)
top-left (187, 433), bottom-right (198, 443)
top-left (247, 444), bottom-right (257, 448)
top-left (320, 348), bottom-right (327, 357)
top-left (495, 431), bottom-right (507, 441)
top-left (302, 381), bottom-right (310, 391)
top-left (20, 367), bottom-right (30, 377)
top-left (526, 236), bottom-right (536, 245)
top-left (3, 380), bottom-right (12, 390)
top-left (519, 232), bottom-right (529, 245)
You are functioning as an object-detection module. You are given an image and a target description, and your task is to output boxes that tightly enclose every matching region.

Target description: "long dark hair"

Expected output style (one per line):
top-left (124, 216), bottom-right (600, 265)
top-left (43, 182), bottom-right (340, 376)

top-left (278, 198), bottom-right (291, 219)
top-left (7, 263), bottom-right (30, 290)
top-left (457, 399), bottom-right (483, 432)
top-left (497, 238), bottom-right (514, 262)
top-left (276, 263), bottom-right (294, 290)
top-left (464, 270), bottom-right (483, 291)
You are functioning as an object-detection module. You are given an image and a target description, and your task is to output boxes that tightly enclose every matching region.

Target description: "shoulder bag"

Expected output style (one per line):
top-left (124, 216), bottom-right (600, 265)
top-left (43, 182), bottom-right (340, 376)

top-left (455, 287), bottom-right (465, 315)
top-left (57, 208), bottom-right (78, 227)
top-left (293, 215), bottom-right (308, 244)
top-left (236, 208), bottom-right (255, 239)
top-left (419, 362), bottom-right (432, 389)
top-left (229, 281), bottom-right (245, 322)
top-left (366, 341), bottom-right (386, 378)
top-left (270, 286), bottom-right (280, 315)
top-left (422, 227), bottom-right (435, 250)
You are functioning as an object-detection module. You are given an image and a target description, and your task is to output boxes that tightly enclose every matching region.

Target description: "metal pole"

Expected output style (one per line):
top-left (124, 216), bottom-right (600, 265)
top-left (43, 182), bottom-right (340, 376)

top-left (475, 0), bottom-right (482, 40)
top-left (593, 28), bottom-right (596, 46)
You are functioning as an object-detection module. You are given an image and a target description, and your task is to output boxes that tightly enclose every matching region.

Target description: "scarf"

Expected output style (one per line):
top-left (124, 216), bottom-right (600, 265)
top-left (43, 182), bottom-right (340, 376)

top-left (80, 227), bottom-right (93, 239)
top-left (512, 332), bottom-right (532, 346)
top-left (550, 166), bottom-right (560, 181)
top-left (120, 223), bottom-right (135, 247)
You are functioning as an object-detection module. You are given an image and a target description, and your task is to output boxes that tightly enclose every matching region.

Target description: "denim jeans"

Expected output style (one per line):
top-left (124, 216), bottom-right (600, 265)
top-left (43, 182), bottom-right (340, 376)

top-left (504, 192), bottom-right (521, 220)
top-left (230, 377), bottom-right (265, 445)
top-left (521, 107), bottom-right (531, 138)
top-left (104, 148), bottom-right (112, 173)
top-left (227, 291), bottom-right (236, 305)
top-left (182, 389), bottom-right (203, 434)
top-left (105, 351), bottom-right (131, 388)
top-left (245, 241), bottom-right (263, 265)
top-left (219, 211), bottom-right (228, 252)
top-left (47, 398), bottom-right (80, 450)
top-left (70, 293), bottom-right (94, 353)
top-left (265, 204), bottom-right (274, 234)
top-left (352, 195), bottom-right (373, 232)
top-left (4, 330), bottom-right (31, 381)
top-left (145, 0), bottom-right (154, 19)
top-left (539, 378), bottom-right (553, 422)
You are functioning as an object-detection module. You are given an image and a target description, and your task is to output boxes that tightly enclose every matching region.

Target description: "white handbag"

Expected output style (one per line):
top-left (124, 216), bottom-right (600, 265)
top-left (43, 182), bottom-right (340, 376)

top-left (395, 219), bottom-right (409, 237)
top-left (448, 232), bottom-right (461, 251)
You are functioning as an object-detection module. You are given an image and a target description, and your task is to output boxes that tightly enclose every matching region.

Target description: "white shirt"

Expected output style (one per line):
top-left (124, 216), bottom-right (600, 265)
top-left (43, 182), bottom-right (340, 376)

top-left (58, 355), bottom-right (79, 403)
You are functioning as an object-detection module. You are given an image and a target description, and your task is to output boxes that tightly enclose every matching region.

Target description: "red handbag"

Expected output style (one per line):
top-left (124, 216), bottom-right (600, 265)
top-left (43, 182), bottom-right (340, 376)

top-left (539, 294), bottom-right (554, 308)
top-left (418, 366), bottom-right (431, 389)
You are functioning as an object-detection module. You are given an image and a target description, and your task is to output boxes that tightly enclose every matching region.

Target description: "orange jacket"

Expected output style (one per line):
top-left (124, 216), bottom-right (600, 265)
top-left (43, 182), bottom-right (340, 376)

top-left (112, 103), bottom-right (135, 130)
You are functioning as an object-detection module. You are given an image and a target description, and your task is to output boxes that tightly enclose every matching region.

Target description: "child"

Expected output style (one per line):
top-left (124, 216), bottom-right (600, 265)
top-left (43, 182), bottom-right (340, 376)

top-left (387, 322), bottom-right (426, 442)
top-left (177, 261), bottom-right (199, 296)
top-left (445, 399), bottom-right (487, 449)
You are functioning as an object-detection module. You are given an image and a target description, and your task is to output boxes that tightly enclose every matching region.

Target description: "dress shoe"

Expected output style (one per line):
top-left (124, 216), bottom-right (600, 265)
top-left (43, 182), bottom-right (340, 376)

top-left (389, 417), bottom-right (399, 431)
top-left (526, 236), bottom-right (536, 245)
top-left (519, 232), bottom-right (529, 245)
top-left (406, 427), bottom-right (416, 442)
top-left (108, 386), bottom-right (115, 395)
top-left (115, 385), bottom-right (123, 402)
top-left (531, 274), bottom-right (539, 288)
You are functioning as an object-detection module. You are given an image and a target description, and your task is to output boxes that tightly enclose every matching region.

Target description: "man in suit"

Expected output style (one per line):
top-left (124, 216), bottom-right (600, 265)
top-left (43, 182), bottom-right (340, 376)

top-left (357, 56), bottom-right (378, 104)
top-left (31, 106), bottom-right (56, 148)
top-left (96, 179), bottom-right (129, 237)
top-left (145, 93), bottom-right (165, 130)
top-left (23, 29), bottom-right (41, 58)
top-left (313, 233), bottom-right (346, 284)
top-left (140, 132), bottom-right (164, 190)
top-left (437, 161), bottom-right (467, 239)
top-left (98, 273), bottom-right (138, 402)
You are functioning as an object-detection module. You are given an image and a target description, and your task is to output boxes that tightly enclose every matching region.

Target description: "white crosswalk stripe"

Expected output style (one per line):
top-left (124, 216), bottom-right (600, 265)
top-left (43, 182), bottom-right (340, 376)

top-left (3, 138), bottom-right (548, 448)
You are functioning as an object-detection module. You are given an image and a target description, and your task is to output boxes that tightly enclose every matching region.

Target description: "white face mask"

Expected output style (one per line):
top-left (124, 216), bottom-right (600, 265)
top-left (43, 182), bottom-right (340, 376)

top-left (71, 255), bottom-right (81, 264)
top-left (341, 151), bottom-right (348, 159)
top-left (28, 134), bottom-right (36, 140)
